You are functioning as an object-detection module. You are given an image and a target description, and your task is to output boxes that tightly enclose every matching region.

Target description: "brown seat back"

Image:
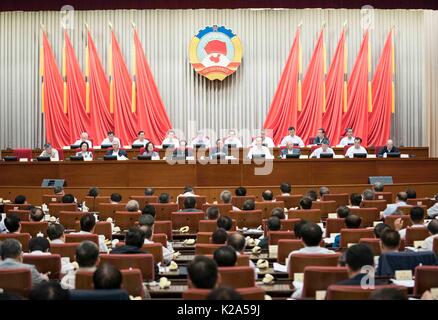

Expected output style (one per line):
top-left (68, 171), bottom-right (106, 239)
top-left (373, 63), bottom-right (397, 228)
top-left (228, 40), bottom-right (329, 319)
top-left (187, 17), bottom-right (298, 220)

top-left (384, 215), bottom-right (412, 229)
top-left (6, 210), bottom-right (30, 221)
top-left (84, 196), bottom-right (110, 212)
top-left (327, 284), bottom-right (407, 300)
top-left (326, 218), bottom-right (346, 236)
top-left (65, 233), bottom-right (99, 245)
top-left (433, 238), bottom-right (438, 256)
top-left (58, 211), bottom-right (86, 229)
top-left (278, 239), bottom-right (304, 264)
top-left (349, 207), bottom-right (380, 227)
top-left (99, 254), bottom-right (155, 281)
top-left (48, 203), bottom-right (78, 218)
top-left (398, 205), bottom-right (427, 215)
top-left (231, 196), bottom-right (256, 210)
top-left (358, 238), bottom-right (382, 256)
top-left (114, 211), bottom-right (141, 231)
top-left (340, 229), bottom-right (375, 248)
top-left (20, 221), bottom-right (48, 237)
top-left (288, 209), bottom-right (322, 223)
top-left (94, 222), bottom-right (112, 240)
top-left (255, 201), bottom-right (285, 219)
top-left (218, 266), bottom-right (255, 288)
top-left (178, 196), bottom-right (207, 210)
top-left (0, 268), bottom-right (32, 297)
top-left (151, 233), bottom-right (167, 247)
top-left (4, 204), bottom-right (31, 212)
top-left (374, 192), bottom-right (393, 203)
top-left (171, 212), bottom-right (205, 233)
top-left (42, 194), bottom-right (63, 204)
top-left (196, 232), bottom-right (213, 244)
top-left (301, 266), bottom-right (349, 298)
top-left (201, 203), bottom-right (233, 216)
top-left (129, 196), bottom-right (159, 208)
top-left (22, 254), bottom-right (61, 280)
top-left (288, 253), bottom-right (341, 279)
top-left (321, 194), bottom-right (349, 207)
top-left (275, 195), bottom-right (303, 209)
top-left (414, 266), bottom-right (438, 296)
top-left (149, 203), bottom-right (178, 221)
top-left (50, 242), bottom-right (79, 261)
top-left (194, 244), bottom-right (223, 255)
top-left (153, 221), bottom-right (172, 240)
top-left (183, 287), bottom-right (265, 300)
top-left (229, 210), bottom-right (262, 229)
top-left (268, 231), bottom-right (295, 245)
top-left (199, 219), bottom-right (237, 232)
top-left (407, 198), bottom-right (434, 209)
top-left (0, 233), bottom-right (31, 251)
top-left (311, 201), bottom-right (337, 219)
top-left (405, 226), bottom-right (430, 246)
top-left (97, 203), bottom-right (127, 220)
top-left (361, 200), bottom-right (387, 212)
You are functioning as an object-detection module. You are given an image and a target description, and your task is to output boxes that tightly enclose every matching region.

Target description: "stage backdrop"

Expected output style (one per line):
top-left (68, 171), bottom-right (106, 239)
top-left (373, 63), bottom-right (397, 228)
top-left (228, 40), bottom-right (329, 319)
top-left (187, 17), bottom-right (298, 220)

top-left (0, 9), bottom-right (437, 155)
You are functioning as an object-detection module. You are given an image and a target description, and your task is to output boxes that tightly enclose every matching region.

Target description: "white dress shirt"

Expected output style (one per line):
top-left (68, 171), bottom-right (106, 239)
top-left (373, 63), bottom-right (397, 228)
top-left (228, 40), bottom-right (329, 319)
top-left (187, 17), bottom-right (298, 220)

top-left (309, 147), bottom-right (335, 158)
top-left (286, 246), bottom-right (336, 266)
top-left (73, 139), bottom-right (93, 148)
top-left (144, 239), bottom-right (173, 264)
top-left (251, 137), bottom-right (275, 148)
top-left (280, 135), bottom-right (305, 147)
top-left (75, 151), bottom-right (93, 160)
top-left (162, 138), bottom-right (180, 148)
top-left (422, 234), bottom-right (438, 251)
top-left (101, 137), bottom-right (120, 145)
top-left (247, 145), bottom-right (273, 159)
top-left (60, 266), bottom-right (97, 290)
top-left (427, 203), bottom-right (438, 218)
top-left (223, 137), bottom-right (242, 148)
top-left (345, 145), bottom-right (368, 158)
top-left (382, 201), bottom-right (408, 217)
top-left (191, 137), bottom-right (211, 148)
top-left (39, 149), bottom-right (60, 161)
top-left (132, 139), bottom-right (149, 147)
top-left (338, 136), bottom-right (355, 147)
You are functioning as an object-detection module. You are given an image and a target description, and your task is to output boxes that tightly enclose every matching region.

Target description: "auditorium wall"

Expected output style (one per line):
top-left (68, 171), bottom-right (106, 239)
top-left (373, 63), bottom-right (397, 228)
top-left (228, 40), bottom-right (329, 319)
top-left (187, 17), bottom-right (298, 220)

top-left (0, 9), bottom-right (437, 155)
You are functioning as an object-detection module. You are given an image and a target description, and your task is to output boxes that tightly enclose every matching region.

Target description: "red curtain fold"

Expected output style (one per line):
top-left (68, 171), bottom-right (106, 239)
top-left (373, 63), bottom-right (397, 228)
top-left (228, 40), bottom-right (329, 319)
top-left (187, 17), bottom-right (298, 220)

top-left (341, 31), bottom-right (370, 146)
top-left (111, 32), bottom-right (138, 146)
top-left (323, 30), bottom-right (345, 145)
top-left (297, 30), bottom-right (325, 145)
top-left (134, 30), bottom-right (172, 145)
top-left (87, 31), bottom-right (114, 144)
top-left (64, 32), bottom-right (90, 141)
top-left (42, 32), bottom-right (70, 148)
top-left (263, 28), bottom-right (300, 145)
top-left (368, 31), bottom-right (393, 146)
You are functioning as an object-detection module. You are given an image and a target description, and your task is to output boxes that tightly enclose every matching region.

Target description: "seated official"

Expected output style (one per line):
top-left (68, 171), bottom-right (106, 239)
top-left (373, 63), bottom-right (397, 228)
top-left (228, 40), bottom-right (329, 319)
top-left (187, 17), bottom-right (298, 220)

top-left (187, 256), bottom-right (220, 289)
top-left (139, 223), bottom-right (173, 265)
top-left (161, 130), bottom-right (180, 148)
top-left (190, 130), bottom-right (211, 148)
top-left (382, 192), bottom-right (408, 217)
top-left (250, 129), bottom-right (275, 148)
top-left (332, 215), bottom-right (362, 248)
top-left (258, 216), bottom-right (281, 249)
top-left (338, 128), bottom-right (355, 147)
top-left (29, 207), bottom-right (44, 222)
top-left (219, 190), bottom-right (240, 211)
top-left (247, 137), bottom-right (273, 159)
top-left (47, 223), bottom-right (66, 244)
top-left (142, 142), bottom-right (159, 159)
top-left (101, 131), bottom-right (120, 146)
top-left (93, 263), bottom-right (123, 290)
top-left (227, 233), bottom-right (257, 273)
top-left (422, 220), bottom-right (438, 251)
top-left (309, 140), bottom-right (334, 158)
top-left (172, 140), bottom-right (193, 158)
top-left (280, 126), bottom-right (304, 147)
top-left (427, 194), bottom-right (438, 218)
top-left (217, 216), bottom-right (233, 231)
top-left (39, 143), bottom-right (59, 161)
top-left (378, 139), bottom-right (400, 157)
top-left (394, 206), bottom-right (426, 239)
top-left (4, 214), bottom-right (21, 234)
top-left (105, 141), bottom-right (128, 160)
top-left (132, 130), bottom-right (149, 147)
top-left (210, 139), bottom-right (228, 159)
top-left (181, 196), bottom-right (202, 212)
top-left (206, 207), bottom-right (220, 220)
top-left (72, 214), bottom-right (108, 253)
top-left (211, 229), bottom-right (228, 245)
top-left (223, 129), bottom-right (243, 148)
top-left (313, 128), bottom-right (330, 145)
top-left (279, 182), bottom-right (292, 196)
top-left (75, 142), bottom-right (93, 160)
top-left (111, 227), bottom-right (148, 254)
top-left (73, 132), bottom-right (93, 148)
top-left (345, 137), bottom-right (368, 158)
top-left (280, 141), bottom-right (300, 158)
top-left (213, 246), bottom-right (237, 267)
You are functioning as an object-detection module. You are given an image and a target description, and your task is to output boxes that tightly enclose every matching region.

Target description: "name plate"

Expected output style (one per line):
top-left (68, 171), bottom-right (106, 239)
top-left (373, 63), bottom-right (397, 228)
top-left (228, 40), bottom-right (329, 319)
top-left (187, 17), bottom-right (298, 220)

top-left (269, 245), bottom-right (278, 258)
top-left (413, 241), bottom-right (424, 248)
top-left (328, 213), bottom-right (338, 219)
top-left (395, 270), bottom-right (413, 281)
top-left (294, 273), bottom-right (304, 282)
top-left (316, 290), bottom-right (327, 300)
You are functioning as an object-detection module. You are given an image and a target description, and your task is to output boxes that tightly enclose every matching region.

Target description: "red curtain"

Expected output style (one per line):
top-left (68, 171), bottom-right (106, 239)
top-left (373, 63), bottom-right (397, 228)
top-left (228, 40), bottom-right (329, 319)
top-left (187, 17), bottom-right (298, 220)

top-left (263, 28), bottom-right (300, 145)
top-left (323, 30), bottom-right (346, 145)
top-left (368, 31), bottom-right (393, 146)
top-left (341, 31), bottom-right (370, 146)
top-left (297, 30), bottom-right (325, 145)
top-left (87, 31), bottom-right (114, 144)
top-left (111, 32), bottom-right (138, 146)
top-left (64, 32), bottom-right (90, 141)
top-left (42, 32), bottom-right (70, 148)
top-left (134, 30), bottom-right (172, 145)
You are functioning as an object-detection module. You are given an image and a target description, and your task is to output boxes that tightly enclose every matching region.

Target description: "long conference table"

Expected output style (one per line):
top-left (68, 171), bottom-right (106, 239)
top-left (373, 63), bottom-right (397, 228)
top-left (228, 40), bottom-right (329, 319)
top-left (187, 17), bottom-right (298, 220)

top-left (1, 158), bottom-right (438, 187)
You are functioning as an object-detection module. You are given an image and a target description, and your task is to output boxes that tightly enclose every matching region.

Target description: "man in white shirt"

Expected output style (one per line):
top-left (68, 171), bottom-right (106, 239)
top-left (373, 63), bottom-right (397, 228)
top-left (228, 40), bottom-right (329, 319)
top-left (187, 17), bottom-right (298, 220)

top-left (105, 140), bottom-right (128, 160)
top-left (338, 128), bottom-right (355, 147)
top-left (223, 129), bottom-right (243, 148)
top-left (176, 186), bottom-right (197, 203)
top-left (220, 190), bottom-right (240, 211)
top-left (394, 206), bottom-right (426, 239)
top-left (141, 225), bottom-right (173, 265)
top-left (382, 192), bottom-right (409, 217)
top-left (190, 130), bottom-right (211, 148)
top-left (162, 130), bottom-right (180, 148)
top-left (422, 220), bottom-right (438, 251)
top-left (73, 132), bottom-right (93, 148)
top-left (132, 130), bottom-right (149, 147)
top-left (280, 127), bottom-right (304, 147)
top-left (345, 137), bottom-right (368, 158)
top-left (279, 182), bottom-right (292, 196)
top-left (60, 241), bottom-right (99, 290)
top-left (309, 140), bottom-right (334, 158)
top-left (250, 129), bottom-right (275, 148)
top-left (72, 214), bottom-right (109, 253)
top-left (247, 137), bottom-right (273, 159)
top-left (101, 131), bottom-right (120, 146)
top-left (39, 143), bottom-right (59, 161)
top-left (427, 194), bottom-right (438, 218)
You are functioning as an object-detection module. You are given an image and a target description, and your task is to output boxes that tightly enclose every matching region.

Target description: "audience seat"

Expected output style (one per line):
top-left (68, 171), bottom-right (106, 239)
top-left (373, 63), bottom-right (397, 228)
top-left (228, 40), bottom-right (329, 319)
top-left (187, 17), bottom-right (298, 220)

top-left (268, 231), bottom-right (295, 245)
top-left (183, 287), bottom-right (265, 300)
top-left (12, 148), bottom-right (32, 160)
top-left (326, 285), bottom-right (407, 300)
top-left (6, 209), bottom-right (30, 221)
top-left (322, 194), bottom-right (349, 207)
top-left (374, 192), bottom-right (393, 203)
top-left (0, 233), bottom-right (31, 251)
top-left (433, 238), bottom-right (438, 256)
top-left (99, 254), bottom-right (155, 281)
top-left (48, 203), bottom-right (78, 218)
top-left (151, 233), bottom-right (167, 247)
top-left (50, 242), bottom-right (79, 261)
top-left (115, 242), bottom-right (163, 264)
top-left (42, 194), bottom-right (63, 204)
top-left (171, 212), bottom-right (205, 233)
top-left (407, 198), bottom-right (434, 209)
top-left (358, 238), bottom-right (382, 256)
top-left (414, 266), bottom-right (438, 296)
top-left (20, 221), bottom-right (48, 237)
top-left (59, 211), bottom-right (87, 229)
top-left (255, 201), bottom-right (285, 219)
top-left (199, 219), bottom-right (237, 232)
top-left (218, 266), bottom-right (255, 288)
top-left (0, 268), bottom-right (32, 297)
top-left (288, 209), bottom-right (322, 223)
top-left (203, 254), bottom-right (250, 267)
top-left (231, 196), bottom-right (256, 210)
top-left (275, 195), bottom-right (303, 209)
top-left (340, 229), bottom-right (375, 249)
top-left (278, 240), bottom-right (304, 264)
top-left (65, 233), bottom-right (99, 246)
top-left (349, 207), bottom-right (380, 227)
top-left (94, 221), bottom-right (112, 240)
top-left (398, 205), bottom-right (427, 215)
top-left (262, 218), bottom-right (300, 236)
top-left (177, 196), bottom-right (207, 210)
top-left (196, 232), bottom-right (213, 244)
top-left (405, 226), bottom-right (430, 246)
top-left (194, 244), bottom-right (223, 255)
top-left (4, 204), bottom-right (31, 212)
top-left (83, 196), bottom-right (110, 212)
top-left (114, 211), bottom-right (141, 231)
top-left (384, 215), bottom-right (412, 229)
top-left (201, 203), bottom-right (233, 216)
top-left (149, 203), bottom-right (178, 221)
top-left (229, 210), bottom-right (263, 229)
top-left (325, 218), bottom-right (346, 236)
top-left (22, 254), bottom-right (61, 280)
top-left (129, 195), bottom-right (159, 208)
top-left (361, 200), bottom-right (387, 212)
top-left (301, 266), bottom-right (349, 298)
top-left (311, 200), bottom-right (337, 220)
top-left (153, 221), bottom-right (172, 240)
top-left (69, 289), bottom-right (129, 300)
top-left (97, 203), bottom-right (127, 220)
top-left (288, 253), bottom-right (341, 279)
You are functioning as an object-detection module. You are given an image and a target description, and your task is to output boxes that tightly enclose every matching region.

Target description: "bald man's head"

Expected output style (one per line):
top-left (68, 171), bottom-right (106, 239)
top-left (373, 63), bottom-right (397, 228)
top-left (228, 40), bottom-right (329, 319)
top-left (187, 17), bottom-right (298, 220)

top-left (227, 233), bottom-right (246, 252)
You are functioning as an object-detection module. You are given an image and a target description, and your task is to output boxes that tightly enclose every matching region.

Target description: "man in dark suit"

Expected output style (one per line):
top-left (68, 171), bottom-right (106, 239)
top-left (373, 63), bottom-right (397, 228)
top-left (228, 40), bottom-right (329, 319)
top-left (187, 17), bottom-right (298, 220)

top-left (336, 244), bottom-right (383, 286)
top-left (378, 139), bottom-right (399, 157)
top-left (181, 197), bottom-right (203, 212)
top-left (280, 141), bottom-right (300, 158)
top-left (105, 140), bottom-right (128, 159)
top-left (111, 227), bottom-right (148, 254)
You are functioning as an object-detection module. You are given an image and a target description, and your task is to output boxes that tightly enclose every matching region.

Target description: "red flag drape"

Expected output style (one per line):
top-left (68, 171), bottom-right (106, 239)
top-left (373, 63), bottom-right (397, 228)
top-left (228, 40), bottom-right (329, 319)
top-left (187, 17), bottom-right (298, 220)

top-left (368, 31), bottom-right (393, 147)
top-left (297, 30), bottom-right (325, 145)
top-left (342, 31), bottom-right (370, 146)
top-left (64, 32), bottom-right (90, 141)
top-left (263, 28), bottom-right (300, 145)
top-left (42, 32), bottom-right (70, 148)
top-left (87, 31), bottom-right (114, 144)
top-left (134, 30), bottom-right (172, 145)
top-left (111, 32), bottom-right (138, 146)
top-left (323, 30), bottom-right (346, 145)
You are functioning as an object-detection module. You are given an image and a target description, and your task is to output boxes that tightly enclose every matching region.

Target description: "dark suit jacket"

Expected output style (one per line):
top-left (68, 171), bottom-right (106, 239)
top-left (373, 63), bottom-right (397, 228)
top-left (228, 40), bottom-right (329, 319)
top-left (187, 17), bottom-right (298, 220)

top-left (105, 149), bottom-right (128, 157)
top-left (314, 136), bottom-right (330, 145)
top-left (181, 208), bottom-right (203, 212)
top-left (336, 273), bottom-right (385, 286)
top-left (258, 237), bottom-right (269, 249)
top-left (378, 146), bottom-right (400, 156)
top-left (280, 148), bottom-right (300, 156)
top-left (376, 251), bottom-right (438, 276)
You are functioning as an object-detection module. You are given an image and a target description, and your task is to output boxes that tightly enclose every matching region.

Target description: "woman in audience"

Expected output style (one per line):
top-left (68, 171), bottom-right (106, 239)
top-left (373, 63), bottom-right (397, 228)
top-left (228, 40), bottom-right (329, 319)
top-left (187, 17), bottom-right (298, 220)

top-left (142, 142), bottom-right (159, 159)
top-left (76, 142), bottom-right (93, 160)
